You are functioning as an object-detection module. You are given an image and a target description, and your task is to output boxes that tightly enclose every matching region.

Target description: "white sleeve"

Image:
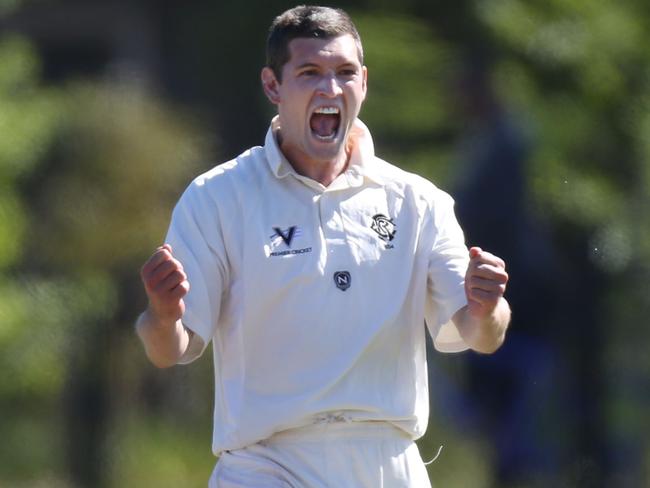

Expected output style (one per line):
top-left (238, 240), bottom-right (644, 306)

top-left (425, 191), bottom-right (470, 353)
top-left (165, 181), bottom-right (228, 364)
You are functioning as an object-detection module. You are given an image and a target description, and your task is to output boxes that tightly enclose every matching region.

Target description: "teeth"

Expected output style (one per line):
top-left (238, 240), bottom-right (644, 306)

top-left (314, 132), bottom-right (336, 141)
top-left (314, 107), bottom-right (340, 115)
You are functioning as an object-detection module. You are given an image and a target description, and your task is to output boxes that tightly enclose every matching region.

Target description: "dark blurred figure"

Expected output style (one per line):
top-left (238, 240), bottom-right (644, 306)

top-left (449, 56), bottom-right (561, 487)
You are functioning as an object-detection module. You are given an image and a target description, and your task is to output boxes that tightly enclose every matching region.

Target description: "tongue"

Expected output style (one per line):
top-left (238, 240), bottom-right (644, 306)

top-left (310, 114), bottom-right (339, 137)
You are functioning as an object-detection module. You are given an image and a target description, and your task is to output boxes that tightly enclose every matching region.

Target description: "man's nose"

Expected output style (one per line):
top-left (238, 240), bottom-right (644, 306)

top-left (316, 74), bottom-right (342, 97)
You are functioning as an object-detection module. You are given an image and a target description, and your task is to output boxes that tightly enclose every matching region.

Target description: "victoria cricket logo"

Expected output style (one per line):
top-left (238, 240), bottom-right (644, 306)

top-left (269, 225), bottom-right (312, 257)
top-left (333, 271), bottom-right (351, 291)
top-left (371, 214), bottom-right (396, 247)
top-left (272, 226), bottom-right (297, 247)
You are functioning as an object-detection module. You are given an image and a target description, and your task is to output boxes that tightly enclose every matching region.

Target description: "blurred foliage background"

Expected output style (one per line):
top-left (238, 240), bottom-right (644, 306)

top-left (0, 0), bottom-right (648, 487)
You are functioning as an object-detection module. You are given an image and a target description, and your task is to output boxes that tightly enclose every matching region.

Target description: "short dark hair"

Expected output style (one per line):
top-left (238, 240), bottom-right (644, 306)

top-left (266, 5), bottom-right (364, 82)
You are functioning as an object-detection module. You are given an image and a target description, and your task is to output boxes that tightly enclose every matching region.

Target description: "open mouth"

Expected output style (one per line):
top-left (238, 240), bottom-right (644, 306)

top-left (309, 106), bottom-right (340, 141)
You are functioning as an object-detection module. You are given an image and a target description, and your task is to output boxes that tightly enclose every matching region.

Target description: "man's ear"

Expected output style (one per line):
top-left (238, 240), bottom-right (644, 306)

top-left (361, 65), bottom-right (368, 102)
top-left (261, 67), bottom-right (281, 105)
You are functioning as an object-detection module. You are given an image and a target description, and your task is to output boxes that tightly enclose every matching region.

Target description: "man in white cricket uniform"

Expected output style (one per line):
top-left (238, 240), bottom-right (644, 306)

top-left (137, 6), bottom-right (511, 487)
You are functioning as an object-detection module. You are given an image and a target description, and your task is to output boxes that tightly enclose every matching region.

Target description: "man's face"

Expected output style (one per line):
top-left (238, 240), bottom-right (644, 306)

top-left (262, 34), bottom-right (367, 167)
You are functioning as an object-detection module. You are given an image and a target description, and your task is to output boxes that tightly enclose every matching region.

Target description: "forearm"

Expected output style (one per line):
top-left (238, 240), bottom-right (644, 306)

top-left (135, 309), bottom-right (191, 368)
top-left (453, 297), bottom-right (511, 354)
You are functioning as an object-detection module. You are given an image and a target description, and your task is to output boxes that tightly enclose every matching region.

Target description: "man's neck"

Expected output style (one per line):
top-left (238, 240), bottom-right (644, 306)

top-left (278, 137), bottom-right (351, 187)
top-left (289, 153), bottom-right (349, 187)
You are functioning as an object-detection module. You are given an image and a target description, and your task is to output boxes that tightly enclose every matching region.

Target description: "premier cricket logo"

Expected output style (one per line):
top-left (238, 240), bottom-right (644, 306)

top-left (370, 214), bottom-right (396, 246)
top-left (269, 225), bottom-right (312, 257)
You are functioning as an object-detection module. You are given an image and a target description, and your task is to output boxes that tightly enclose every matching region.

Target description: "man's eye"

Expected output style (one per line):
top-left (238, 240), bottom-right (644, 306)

top-left (300, 70), bottom-right (318, 76)
top-left (339, 69), bottom-right (357, 77)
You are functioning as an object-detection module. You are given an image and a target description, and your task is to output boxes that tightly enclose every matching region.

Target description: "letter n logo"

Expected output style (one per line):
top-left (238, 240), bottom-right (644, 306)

top-left (333, 271), bottom-right (351, 291)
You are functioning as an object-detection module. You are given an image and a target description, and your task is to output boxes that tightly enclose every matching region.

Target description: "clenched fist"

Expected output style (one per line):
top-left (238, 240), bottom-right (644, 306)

top-left (140, 244), bottom-right (190, 325)
top-left (464, 246), bottom-right (509, 320)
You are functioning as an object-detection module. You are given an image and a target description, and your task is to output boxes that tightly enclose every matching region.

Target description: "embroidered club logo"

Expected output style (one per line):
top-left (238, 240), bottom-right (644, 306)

top-left (333, 271), bottom-right (351, 291)
top-left (370, 214), bottom-right (396, 242)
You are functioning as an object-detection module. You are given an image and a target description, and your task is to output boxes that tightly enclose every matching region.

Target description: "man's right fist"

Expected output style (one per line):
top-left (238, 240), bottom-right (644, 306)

top-left (140, 244), bottom-right (190, 323)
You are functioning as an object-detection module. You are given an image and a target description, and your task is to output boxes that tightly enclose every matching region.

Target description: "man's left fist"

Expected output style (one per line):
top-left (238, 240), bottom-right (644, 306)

top-left (465, 246), bottom-right (509, 318)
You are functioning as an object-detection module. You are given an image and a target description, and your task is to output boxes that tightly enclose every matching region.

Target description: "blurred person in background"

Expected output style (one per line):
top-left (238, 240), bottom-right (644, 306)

top-left (136, 6), bottom-right (510, 487)
top-left (451, 56), bottom-right (560, 487)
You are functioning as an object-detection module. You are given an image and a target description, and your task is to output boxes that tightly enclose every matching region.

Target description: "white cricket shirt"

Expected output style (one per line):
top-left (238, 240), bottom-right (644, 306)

top-left (165, 117), bottom-right (470, 455)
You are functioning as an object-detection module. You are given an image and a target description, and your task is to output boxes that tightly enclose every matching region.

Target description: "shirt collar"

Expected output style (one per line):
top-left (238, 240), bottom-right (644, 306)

top-left (264, 116), bottom-right (293, 179)
top-left (345, 118), bottom-right (384, 185)
top-left (263, 115), bottom-right (385, 186)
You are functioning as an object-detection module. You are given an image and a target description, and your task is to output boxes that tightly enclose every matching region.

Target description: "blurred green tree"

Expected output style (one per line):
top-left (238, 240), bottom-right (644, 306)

top-left (0, 32), bottom-right (214, 487)
top-left (0, 33), bottom-right (68, 484)
top-left (472, 0), bottom-right (650, 485)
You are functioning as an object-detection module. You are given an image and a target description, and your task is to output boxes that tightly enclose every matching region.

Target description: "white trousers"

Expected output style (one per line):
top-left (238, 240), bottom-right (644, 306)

top-left (209, 421), bottom-right (432, 488)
